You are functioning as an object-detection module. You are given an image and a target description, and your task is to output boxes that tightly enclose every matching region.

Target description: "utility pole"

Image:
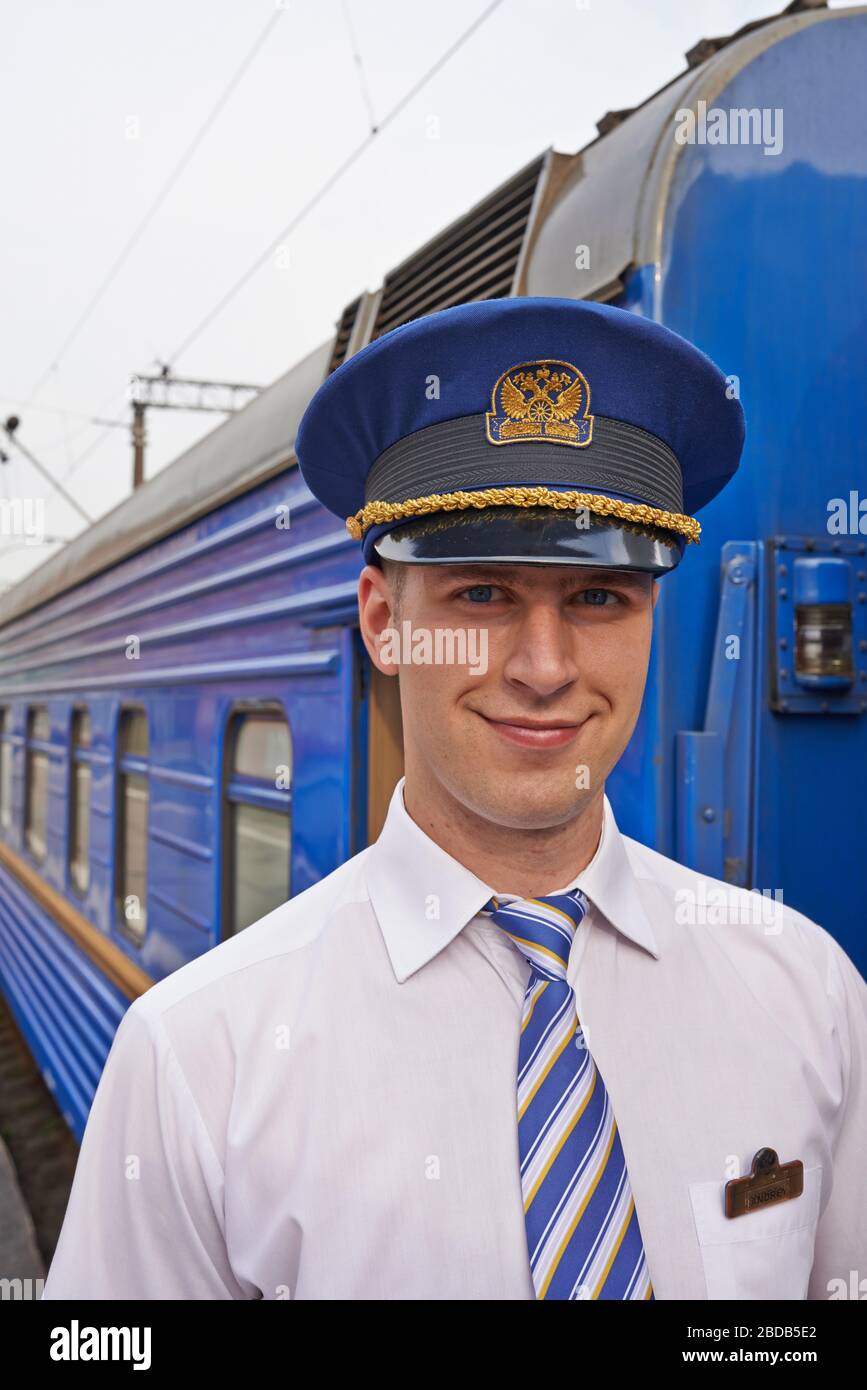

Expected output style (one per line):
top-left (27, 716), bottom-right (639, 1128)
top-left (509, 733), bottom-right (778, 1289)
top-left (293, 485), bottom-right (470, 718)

top-left (132, 402), bottom-right (146, 491)
top-left (128, 369), bottom-right (262, 489)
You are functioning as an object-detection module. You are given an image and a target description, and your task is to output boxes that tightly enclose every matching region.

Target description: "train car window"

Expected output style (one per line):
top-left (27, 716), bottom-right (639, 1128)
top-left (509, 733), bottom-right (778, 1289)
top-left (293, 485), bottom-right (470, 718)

top-left (115, 708), bottom-right (149, 944)
top-left (24, 706), bottom-right (50, 861)
top-left (69, 708), bottom-right (92, 896)
top-left (224, 708), bottom-right (291, 936)
top-left (0, 708), bottom-right (11, 830)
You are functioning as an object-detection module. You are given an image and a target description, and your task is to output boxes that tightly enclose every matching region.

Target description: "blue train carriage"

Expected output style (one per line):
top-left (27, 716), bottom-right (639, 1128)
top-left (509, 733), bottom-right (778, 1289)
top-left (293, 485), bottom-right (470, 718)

top-left (0, 1), bottom-right (865, 1142)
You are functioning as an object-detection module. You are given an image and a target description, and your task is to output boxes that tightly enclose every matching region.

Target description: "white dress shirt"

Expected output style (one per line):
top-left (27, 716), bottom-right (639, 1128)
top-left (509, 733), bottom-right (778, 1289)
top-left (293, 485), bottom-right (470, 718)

top-left (43, 777), bottom-right (867, 1301)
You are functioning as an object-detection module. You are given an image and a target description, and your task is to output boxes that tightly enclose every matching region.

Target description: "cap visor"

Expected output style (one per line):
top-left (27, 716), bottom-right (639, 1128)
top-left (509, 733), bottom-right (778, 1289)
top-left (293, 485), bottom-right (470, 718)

top-left (371, 506), bottom-right (684, 574)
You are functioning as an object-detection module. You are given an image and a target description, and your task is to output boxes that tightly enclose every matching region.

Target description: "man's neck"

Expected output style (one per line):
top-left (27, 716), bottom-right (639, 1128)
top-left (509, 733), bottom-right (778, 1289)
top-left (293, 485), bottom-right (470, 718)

top-left (401, 769), bottom-right (604, 898)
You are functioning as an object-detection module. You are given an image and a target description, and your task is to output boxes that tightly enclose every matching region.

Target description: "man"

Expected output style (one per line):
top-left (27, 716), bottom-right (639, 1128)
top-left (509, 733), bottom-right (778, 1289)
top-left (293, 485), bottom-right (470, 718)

top-left (43, 297), bottom-right (866, 1300)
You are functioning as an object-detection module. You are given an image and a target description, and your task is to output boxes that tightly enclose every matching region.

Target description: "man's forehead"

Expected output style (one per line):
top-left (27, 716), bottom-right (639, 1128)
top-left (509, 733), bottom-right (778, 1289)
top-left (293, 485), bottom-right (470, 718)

top-left (408, 562), bottom-right (653, 589)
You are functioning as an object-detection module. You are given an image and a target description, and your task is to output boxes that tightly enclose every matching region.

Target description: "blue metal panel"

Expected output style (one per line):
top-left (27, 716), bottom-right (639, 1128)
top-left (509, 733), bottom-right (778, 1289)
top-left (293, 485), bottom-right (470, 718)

top-left (675, 732), bottom-right (724, 874)
top-left (675, 543), bottom-right (759, 886)
top-left (610, 16), bottom-right (867, 973)
top-left (603, 264), bottom-right (670, 854)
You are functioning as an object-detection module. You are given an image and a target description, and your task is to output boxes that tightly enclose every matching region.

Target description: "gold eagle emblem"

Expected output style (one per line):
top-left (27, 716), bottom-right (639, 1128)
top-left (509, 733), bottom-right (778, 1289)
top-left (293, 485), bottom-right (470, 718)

top-left (486, 359), bottom-right (593, 447)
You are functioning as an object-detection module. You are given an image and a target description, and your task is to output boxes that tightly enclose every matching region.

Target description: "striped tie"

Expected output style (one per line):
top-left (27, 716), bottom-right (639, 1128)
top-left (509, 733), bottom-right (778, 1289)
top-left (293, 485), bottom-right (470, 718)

top-left (483, 890), bottom-right (654, 1301)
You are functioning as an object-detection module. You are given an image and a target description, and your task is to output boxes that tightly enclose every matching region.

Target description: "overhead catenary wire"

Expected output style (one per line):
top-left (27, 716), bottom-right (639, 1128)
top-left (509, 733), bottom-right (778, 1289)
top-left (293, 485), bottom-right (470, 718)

top-left (341, 0), bottom-right (378, 134)
top-left (0, 393), bottom-right (128, 453)
top-left (27, 5), bottom-right (288, 402)
top-left (57, 391), bottom-right (138, 486)
top-left (168, 0), bottom-right (506, 365)
top-left (56, 0), bottom-right (505, 493)
top-left (11, 7), bottom-right (291, 535)
top-left (0, 425), bottom-right (93, 524)
top-left (18, 0), bottom-right (506, 518)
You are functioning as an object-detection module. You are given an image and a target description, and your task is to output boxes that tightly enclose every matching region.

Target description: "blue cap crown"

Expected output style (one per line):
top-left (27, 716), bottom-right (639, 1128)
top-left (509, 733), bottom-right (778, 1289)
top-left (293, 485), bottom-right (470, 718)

top-left (296, 297), bottom-right (745, 571)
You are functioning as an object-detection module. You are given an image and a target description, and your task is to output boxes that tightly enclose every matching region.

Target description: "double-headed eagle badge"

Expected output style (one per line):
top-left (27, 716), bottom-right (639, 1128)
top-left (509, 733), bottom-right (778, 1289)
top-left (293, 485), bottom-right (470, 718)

top-left (485, 359), bottom-right (594, 447)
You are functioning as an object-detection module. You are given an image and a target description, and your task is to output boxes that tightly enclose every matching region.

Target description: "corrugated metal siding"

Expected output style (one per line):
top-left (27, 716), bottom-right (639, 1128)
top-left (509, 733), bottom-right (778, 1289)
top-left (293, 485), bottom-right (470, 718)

top-left (370, 154), bottom-right (546, 339)
top-left (326, 296), bottom-right (362, 374)
top-left (0, 465), bottom-right (362, 977)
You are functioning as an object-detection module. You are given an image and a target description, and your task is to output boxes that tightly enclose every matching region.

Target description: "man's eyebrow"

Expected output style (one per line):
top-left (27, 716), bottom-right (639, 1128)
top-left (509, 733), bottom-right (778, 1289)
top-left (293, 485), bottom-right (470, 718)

top-left (578, 569), bottom-right (650, 588)
top-left (427, 566), bottom-right (650, 589)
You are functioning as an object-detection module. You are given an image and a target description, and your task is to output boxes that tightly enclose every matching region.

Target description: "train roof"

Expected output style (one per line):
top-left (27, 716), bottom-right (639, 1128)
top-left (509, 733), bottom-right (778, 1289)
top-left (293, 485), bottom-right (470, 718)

top-left (525, 0), bottom-right (850, 303)
top-left (0, 338), bottom-right (332, 632)
top-left (0, 0), bottom-right (851, 632)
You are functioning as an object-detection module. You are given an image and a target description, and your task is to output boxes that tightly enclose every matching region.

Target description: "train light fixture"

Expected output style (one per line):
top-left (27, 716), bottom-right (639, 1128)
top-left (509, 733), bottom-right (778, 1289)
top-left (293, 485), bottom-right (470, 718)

top-left (770, 538), bottom-right (867, 714)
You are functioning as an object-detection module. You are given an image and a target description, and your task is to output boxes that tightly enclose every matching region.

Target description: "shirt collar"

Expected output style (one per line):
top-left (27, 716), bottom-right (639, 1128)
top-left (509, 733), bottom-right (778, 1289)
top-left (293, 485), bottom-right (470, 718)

top-left (366, 777), bottom-right (660, 984)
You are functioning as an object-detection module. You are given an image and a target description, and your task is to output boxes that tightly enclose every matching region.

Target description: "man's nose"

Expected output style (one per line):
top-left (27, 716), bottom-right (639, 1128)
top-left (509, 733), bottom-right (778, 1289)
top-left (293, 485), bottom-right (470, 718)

top-left (500, 603), bottom-right (579, 697)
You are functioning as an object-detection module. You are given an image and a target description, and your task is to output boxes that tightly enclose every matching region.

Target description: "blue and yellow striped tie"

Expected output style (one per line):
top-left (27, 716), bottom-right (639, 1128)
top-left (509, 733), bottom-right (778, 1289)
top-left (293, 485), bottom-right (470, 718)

top-left (483, 890), bottom-right (654, 1300)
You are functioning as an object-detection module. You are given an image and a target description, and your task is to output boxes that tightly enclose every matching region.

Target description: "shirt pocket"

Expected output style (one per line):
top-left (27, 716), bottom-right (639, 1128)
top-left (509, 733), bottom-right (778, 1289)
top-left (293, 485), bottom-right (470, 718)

top-left (688, 1164), bottom-right (823, 1300)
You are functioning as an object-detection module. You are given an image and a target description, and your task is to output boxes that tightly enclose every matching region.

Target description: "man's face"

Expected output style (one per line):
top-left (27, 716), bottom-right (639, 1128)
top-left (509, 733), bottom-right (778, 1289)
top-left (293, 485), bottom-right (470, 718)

top-left (359, 559), bottom-right (660, 831)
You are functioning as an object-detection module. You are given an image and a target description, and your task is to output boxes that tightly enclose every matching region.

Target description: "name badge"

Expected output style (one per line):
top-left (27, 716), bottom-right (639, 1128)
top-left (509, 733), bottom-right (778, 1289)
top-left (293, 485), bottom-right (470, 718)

top-left (725, 1146), bottom-right (804, 1218)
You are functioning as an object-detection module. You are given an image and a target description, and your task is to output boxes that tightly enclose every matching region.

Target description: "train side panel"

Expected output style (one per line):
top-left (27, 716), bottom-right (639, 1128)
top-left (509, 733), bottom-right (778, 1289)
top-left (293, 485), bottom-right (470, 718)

top-left (0, 468), bottom-right (364, 1138)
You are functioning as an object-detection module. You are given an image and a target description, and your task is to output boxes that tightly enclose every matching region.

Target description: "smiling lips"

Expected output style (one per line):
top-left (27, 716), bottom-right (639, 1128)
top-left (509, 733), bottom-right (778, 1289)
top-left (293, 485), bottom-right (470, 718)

top-left (478, 713), bottom-right (584, 748)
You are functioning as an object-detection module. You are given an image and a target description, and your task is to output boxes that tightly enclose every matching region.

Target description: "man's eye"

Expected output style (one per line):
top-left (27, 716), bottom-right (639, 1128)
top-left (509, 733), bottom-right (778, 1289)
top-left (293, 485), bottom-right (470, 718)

top-left (458, 585), bottom-right (500, 603)
top-left (580, 588), bottom-right (619, 606)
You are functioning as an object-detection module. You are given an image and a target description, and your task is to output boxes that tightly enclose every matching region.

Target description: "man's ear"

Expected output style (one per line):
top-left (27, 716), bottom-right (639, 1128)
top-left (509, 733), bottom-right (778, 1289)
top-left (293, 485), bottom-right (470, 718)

top-left (651, 578), bottom-right (661, 609)
top-left (358, 564), bottom-right (400, 677)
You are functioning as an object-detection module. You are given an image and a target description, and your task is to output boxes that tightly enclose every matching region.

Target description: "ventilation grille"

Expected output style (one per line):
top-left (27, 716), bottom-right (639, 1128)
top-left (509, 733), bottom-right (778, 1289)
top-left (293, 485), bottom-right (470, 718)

top-left (370, 154), bottom-right (545, 341)
top-left (327, 295), bottom-right (362, 374)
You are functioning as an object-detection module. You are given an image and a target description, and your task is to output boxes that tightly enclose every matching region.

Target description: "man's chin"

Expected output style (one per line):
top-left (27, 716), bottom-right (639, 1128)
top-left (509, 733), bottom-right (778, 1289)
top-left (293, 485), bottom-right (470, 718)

top-left (452, 775), bottom-right (598, 833)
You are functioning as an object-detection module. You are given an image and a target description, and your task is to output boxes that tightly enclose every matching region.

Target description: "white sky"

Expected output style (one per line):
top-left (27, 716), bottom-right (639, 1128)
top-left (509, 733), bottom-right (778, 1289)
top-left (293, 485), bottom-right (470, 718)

top-left (0, 0), bottom-right (859, 592)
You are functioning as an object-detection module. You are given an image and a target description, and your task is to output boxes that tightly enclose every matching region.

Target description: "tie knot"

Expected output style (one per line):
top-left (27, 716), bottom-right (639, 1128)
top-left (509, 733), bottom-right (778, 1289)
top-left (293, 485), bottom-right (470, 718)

top-left (483, 890), bottom-right (589, 980)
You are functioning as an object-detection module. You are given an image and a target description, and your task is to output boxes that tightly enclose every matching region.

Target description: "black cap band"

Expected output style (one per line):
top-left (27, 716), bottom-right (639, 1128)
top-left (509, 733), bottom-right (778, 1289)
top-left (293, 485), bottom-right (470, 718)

top-left (365, 412), bottom-right (684, 516)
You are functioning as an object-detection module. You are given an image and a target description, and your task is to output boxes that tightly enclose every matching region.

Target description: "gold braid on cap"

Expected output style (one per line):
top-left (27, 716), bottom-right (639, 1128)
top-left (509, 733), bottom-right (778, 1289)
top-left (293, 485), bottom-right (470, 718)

top-left (345, 487), bottom-right (700, 543)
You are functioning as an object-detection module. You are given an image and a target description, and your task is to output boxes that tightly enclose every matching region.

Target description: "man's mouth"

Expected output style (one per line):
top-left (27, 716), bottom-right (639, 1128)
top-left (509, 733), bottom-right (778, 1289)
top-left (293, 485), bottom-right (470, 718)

top-left (475, 712), bottom-right (585, 749)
